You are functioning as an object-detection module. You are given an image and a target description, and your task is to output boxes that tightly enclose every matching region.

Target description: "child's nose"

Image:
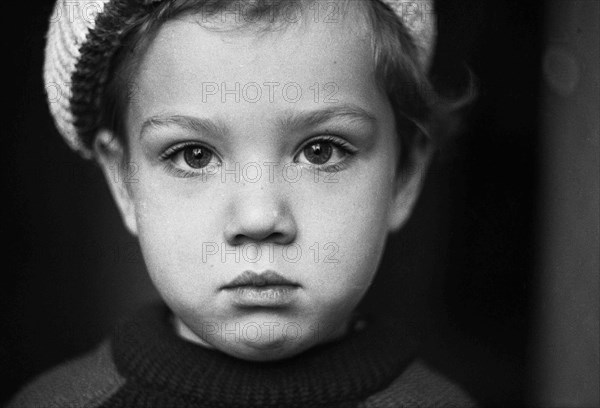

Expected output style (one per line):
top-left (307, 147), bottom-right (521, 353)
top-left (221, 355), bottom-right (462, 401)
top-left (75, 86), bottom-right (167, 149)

top-left (223, 180), bottom-right (297, 246)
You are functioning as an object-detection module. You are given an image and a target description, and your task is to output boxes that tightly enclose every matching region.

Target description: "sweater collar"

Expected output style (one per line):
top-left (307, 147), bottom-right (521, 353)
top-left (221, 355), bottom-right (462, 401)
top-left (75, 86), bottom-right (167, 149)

top-left (111, 302), bottom-right (419, 407)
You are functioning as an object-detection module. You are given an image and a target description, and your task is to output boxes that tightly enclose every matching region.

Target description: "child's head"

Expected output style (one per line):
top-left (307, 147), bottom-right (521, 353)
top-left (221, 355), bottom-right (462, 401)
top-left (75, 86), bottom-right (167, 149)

top-left (45, 0), bottom-right (438, 361)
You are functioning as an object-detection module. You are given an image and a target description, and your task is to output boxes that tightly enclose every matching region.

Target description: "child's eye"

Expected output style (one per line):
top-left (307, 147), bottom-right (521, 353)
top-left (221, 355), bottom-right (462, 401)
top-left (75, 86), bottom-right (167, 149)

top-left (181, 146), bottom-right (214, 169)
top-left (302, 142), bottom-right (333, 165)
top-left (160, 142), bottom-right (220, 178)
top-left (296, 136), bottom-right (356, 171)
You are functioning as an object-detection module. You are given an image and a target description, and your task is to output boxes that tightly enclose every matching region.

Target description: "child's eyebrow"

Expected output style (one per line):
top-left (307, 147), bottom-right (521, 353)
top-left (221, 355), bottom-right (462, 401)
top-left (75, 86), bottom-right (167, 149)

top-left (139, 114), bottom-right (229, 140)
top-left (139, 105), bottom-right (377, 140)
top-left (275, 105), bottom-right (378, 131)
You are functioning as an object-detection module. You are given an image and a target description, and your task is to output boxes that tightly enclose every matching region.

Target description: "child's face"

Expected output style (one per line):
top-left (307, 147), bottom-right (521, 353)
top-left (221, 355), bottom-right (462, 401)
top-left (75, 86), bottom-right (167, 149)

top-left (96, 5), bottom-right (429, 361)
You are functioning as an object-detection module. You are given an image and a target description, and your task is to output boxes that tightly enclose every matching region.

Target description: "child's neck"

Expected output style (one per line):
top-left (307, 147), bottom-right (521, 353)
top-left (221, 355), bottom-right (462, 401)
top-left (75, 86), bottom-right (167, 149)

top-left (172, 316), bottom-right (216, 349)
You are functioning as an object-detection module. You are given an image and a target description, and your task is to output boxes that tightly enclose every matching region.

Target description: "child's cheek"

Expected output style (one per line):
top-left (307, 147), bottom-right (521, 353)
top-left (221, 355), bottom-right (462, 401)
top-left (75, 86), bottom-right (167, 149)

top-left (294, 169), bottom-right (393, 284)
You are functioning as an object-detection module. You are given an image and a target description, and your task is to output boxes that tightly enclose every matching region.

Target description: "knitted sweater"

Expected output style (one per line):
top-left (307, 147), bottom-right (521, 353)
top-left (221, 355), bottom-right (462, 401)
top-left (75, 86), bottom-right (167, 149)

top-left (8, 303), bottom-right (477, 408)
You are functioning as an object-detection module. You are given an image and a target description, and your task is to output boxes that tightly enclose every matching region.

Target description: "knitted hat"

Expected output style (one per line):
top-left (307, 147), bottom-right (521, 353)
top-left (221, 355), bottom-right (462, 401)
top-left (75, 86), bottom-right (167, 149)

top-left (44, 0), bottom-right (436, 158)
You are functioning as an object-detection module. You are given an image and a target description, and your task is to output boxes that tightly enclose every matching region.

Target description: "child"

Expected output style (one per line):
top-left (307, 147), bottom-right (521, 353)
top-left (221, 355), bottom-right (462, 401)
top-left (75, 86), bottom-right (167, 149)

top-left (10, 0), bottom-right (477, 406)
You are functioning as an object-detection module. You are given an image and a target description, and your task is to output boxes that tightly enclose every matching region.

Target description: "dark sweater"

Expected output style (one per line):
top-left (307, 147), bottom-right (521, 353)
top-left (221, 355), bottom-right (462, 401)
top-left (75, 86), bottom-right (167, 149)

top-left (8, 303), bottom-right (477, 407)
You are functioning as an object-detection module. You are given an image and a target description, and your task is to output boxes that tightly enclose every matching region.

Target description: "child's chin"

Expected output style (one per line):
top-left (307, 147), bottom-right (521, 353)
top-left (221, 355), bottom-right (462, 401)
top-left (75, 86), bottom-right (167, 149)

top-left (219, 337), bottom-right (313, 362)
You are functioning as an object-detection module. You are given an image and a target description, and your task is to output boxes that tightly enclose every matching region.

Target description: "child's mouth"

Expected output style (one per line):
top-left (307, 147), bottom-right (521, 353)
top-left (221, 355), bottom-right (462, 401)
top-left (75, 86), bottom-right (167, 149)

top-left (222, 270), bottom-right (300, 307)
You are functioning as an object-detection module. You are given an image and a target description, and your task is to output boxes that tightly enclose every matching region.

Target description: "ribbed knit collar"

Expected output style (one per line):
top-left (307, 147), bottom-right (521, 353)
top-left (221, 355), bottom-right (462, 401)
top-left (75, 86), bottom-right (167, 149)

top-left (111, 302), bottom-right (420, 408)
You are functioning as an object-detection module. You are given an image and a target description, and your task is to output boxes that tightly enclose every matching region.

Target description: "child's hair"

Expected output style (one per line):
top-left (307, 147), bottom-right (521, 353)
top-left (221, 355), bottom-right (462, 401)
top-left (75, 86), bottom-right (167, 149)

top-left (62, 0), bottom-right (473, 173)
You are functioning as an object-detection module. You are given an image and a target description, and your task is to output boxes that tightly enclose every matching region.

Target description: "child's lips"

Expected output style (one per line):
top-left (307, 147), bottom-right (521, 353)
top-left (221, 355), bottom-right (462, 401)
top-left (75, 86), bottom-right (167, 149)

top-left (222, 270), bottom-right (300, 307)
top-left (226, 285), bottom-right (300, 308)
top-left (221, 270), bottom-right (300, 289)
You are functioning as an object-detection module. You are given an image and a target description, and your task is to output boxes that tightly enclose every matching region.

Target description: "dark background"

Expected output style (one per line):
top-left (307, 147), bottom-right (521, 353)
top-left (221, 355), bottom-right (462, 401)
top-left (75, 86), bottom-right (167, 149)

top-left (2, 1), bottom-right (543, 406)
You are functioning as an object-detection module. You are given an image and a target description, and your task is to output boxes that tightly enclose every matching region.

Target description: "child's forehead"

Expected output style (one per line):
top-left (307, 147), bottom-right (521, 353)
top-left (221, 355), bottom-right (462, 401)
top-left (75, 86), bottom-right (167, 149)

top-left (149, 8), bottom-right (371, 68)
top-left (130, 6), bottom-right (383, 121)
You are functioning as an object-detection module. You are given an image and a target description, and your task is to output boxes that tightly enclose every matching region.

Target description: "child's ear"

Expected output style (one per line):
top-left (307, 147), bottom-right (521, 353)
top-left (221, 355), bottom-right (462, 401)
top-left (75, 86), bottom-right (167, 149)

top-left (387, 133), bottom-right (434, 233)
top-left (93, 129), bottom-right (138, 236)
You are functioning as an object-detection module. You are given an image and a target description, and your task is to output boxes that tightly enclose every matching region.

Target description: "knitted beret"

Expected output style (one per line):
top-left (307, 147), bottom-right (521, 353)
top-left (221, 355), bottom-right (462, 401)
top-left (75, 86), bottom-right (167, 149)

top-left (43, 0), bottom-right (436, 158)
